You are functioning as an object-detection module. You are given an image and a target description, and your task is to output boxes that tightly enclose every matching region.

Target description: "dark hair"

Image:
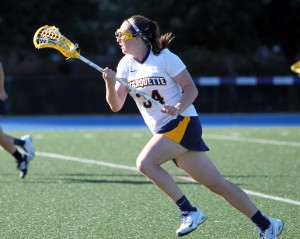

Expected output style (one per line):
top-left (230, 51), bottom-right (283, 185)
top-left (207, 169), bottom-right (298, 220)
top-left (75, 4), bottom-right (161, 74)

top-left (127, 15), bottom-right (175, 55)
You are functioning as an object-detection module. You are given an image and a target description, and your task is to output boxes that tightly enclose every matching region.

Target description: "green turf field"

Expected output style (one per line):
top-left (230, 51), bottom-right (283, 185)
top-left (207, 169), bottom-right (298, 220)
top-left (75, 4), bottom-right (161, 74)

top-left (0, 127), bottom-right (299, 239)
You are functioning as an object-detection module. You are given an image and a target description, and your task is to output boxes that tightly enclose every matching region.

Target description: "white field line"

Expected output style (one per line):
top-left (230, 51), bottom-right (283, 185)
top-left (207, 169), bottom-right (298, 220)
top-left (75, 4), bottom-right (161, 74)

top-left (204, 134), bottom-right (300, 147)
top-left (176, 176), bottom-right (300, 206)
top-left (36, 152), bottom-right (137, 171)
top-left (35, 151), bottom-right (300, 206)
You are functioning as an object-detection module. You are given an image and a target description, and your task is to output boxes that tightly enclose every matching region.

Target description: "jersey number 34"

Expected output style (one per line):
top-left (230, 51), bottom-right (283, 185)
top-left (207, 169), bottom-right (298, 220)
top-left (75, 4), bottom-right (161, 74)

top-left (136, 90), bottom-right (165, 108)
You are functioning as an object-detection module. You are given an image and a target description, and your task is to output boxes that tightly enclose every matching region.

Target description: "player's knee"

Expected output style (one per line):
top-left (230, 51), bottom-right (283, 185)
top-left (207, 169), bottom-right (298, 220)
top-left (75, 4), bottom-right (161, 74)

top-left (136, 158), bottom-right (146, 173)
top-left (136, 157), bottom-right (152, 175)
top-left (205, 179), bottom-right (227, 195)
top-left (206, 184), bottom-right (222, 194)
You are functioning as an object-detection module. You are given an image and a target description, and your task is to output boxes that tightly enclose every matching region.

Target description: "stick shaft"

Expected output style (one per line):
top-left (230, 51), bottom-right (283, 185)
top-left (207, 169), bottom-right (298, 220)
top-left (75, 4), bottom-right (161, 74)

top-left (78, 55), bottom-right (105, 72)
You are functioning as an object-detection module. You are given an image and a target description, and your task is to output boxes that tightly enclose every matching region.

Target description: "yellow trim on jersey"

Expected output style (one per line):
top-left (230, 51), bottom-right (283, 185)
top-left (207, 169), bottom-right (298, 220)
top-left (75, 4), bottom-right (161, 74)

top-left (163, 117), bottom-right (190, 143)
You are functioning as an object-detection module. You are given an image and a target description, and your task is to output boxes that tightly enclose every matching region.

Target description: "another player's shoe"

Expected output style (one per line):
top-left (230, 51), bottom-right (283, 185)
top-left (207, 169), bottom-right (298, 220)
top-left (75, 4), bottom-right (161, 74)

top-left (259, 218), bottom-right (284, 239)
top-left (16, 154), bottom-right (30, 179)
top-left (21, 135), bottom-right (35, 160)
top-left (176, 208), bottom-right (207, 237)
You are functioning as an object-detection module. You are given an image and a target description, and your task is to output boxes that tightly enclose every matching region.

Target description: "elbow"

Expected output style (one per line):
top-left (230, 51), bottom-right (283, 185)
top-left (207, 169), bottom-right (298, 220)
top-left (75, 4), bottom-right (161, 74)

top-left (193, 87), bottom-right (198, 99)
top-left (110, 105), bottom-right (122, 113)
top-left (111, 108), bottom-right (120, 113)
top-left (110, 107), bottom-right (119, 113)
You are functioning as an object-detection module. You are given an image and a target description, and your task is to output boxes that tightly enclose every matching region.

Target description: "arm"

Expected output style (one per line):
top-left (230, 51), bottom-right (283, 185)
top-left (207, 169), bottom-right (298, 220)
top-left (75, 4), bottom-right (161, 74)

top-left (0, 63), bottom-right (8, 101)
top-left (101, 67), bottom-right (128, 112)
top-left (162, 68), bottom-right (198, 115)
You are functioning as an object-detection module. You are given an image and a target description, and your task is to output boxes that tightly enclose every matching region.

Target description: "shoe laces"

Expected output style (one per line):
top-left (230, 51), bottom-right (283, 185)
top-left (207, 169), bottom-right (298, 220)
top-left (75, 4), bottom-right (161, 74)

top-left (259, 232), bottom-right (266, 239)
top-left (180, 211), bottom-right (193, 224)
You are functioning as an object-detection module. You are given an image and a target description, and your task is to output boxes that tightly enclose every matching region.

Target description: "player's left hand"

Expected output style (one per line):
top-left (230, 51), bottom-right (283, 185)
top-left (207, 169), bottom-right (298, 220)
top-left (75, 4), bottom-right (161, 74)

top-left (161, 104), bottom-right (180, 116)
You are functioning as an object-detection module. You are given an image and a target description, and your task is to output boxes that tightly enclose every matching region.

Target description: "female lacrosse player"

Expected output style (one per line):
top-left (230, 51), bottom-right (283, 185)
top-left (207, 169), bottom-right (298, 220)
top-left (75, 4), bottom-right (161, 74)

top-left (101, 15), bottom-right (283, 238)
top-left (0, 62), bottom-right (35, 179)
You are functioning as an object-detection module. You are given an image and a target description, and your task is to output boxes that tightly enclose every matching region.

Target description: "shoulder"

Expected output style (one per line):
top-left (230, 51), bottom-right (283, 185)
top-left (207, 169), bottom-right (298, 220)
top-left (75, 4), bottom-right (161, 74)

top-left (160, 48), bottom-right (175, 55)
top-left (158, 49), bottom-right (185, 77)
top-left (157, 48), bottom-right (183, 64)
top-left (159, 48), bottom-right (171, 56)
top-left (158, 48), bottom-right (181, 61)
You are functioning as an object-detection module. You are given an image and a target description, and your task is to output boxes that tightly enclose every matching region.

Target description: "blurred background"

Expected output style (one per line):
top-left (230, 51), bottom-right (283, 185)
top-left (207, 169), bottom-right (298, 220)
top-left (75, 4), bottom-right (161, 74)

top-left (0, 0), bottom-right (300, 115)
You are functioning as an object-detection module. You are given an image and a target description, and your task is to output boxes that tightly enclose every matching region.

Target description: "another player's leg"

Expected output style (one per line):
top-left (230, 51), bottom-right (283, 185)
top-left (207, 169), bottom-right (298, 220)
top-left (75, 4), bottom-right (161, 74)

top-left (0, 128), bottom-right (32, 178)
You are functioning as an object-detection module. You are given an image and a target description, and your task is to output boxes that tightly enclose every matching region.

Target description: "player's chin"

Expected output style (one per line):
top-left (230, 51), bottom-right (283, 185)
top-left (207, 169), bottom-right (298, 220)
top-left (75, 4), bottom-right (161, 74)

top-left (121, 46), bottom-right (126, 54)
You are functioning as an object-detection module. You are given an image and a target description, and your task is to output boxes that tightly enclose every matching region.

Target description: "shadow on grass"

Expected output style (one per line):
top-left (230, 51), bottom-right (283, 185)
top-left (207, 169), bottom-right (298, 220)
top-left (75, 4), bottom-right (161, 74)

top-left (2, 173), bottom-right (293, 187)
top-left (21, 172), bottom-right (197, 185)
top-left (59, 178), bottom-right (198, 185)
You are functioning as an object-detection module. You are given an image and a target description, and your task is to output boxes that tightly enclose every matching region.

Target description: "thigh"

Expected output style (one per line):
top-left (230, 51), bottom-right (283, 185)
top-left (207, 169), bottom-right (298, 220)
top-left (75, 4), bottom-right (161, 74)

top-left (137, 134), bottom-right (188, 166)
top-left (175, 151), bottom-right (224, 187)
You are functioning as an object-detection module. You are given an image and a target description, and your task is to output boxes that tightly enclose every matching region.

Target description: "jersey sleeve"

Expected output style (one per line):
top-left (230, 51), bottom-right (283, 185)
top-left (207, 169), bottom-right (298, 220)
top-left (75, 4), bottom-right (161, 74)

top-left (163, 49), bottom-right (186, 78)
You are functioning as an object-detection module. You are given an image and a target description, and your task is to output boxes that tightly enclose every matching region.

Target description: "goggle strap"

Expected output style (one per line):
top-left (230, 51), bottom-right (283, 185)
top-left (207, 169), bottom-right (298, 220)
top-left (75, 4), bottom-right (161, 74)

top-left (127, 19), bottom-right (141, 33)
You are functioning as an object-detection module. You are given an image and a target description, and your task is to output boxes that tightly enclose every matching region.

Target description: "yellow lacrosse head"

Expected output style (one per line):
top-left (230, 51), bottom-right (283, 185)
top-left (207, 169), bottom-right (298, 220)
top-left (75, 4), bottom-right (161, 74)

top-left (33, 25), bottom-right (80, 59)
top-left (291, 61), bottom-right (300, 74)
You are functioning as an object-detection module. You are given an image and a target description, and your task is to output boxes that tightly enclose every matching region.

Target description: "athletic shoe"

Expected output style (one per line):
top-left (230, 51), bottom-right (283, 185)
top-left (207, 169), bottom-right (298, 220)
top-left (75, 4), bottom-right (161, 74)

top-left (259, 218), bottom-right (284, 239)
top-left (176, 208), bottom-right (207, 237)
top-left (21, 135), bottom-right (35, 160)
top-left (16, 154), bottom-right (29, 179)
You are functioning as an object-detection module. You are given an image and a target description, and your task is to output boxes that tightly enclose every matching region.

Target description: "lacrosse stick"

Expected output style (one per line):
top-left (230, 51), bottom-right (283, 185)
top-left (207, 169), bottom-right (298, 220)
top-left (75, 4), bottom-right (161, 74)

top-left (33, 25), bottom-right (164, 109)
top-left (291, 60), bottom-right (300, 75)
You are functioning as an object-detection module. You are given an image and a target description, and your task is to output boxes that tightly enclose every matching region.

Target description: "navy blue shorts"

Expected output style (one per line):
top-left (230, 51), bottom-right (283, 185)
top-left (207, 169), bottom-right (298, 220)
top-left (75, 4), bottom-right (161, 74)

top-left (157, 115), bottom-right (209, 152)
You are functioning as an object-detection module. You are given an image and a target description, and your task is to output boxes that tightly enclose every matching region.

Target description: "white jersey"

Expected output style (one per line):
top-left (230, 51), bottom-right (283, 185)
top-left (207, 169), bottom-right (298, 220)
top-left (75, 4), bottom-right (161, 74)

top-left (116, 48), bottom-right (198, 134)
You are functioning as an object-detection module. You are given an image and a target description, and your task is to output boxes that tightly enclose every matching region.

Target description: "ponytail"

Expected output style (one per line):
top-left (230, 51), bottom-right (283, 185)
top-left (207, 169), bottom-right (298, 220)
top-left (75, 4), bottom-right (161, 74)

top-left (148, 21), bottom-right (175, 55)
top-left (159, 32), bottom-right (175, 52)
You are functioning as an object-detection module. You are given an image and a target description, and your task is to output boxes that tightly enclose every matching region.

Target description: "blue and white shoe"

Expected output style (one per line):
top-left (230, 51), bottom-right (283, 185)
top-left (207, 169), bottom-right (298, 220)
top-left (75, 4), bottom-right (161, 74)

top-left (176, 208), bottom-right (207, 237)
top-left (21, 135), bottom-right (35, 160)
top-left (259, 218), bottom-right (284, 239)
top-left (16, 154), bottom-right (30, 179)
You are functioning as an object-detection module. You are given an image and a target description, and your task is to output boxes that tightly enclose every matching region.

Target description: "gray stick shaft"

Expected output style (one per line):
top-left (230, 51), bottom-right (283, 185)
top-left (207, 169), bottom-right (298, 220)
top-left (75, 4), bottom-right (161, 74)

top-left (78, 55), bottom-right (104, 72)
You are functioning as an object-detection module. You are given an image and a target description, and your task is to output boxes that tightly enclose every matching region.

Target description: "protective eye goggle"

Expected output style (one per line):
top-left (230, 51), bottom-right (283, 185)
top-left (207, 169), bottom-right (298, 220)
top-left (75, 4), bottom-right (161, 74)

top-left (115, 29), bottom-right (136, 42)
